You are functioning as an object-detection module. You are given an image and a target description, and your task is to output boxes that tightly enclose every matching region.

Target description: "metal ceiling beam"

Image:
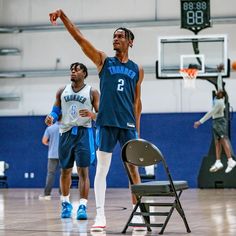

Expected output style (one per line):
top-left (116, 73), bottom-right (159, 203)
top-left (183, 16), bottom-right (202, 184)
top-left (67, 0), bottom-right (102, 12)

top-left (0, 48), bottom-right (21, 55)
top-left (0, 94), bottom-right (20, 101)
top-left (0, 16), bottom-right (236, 33)
top-left (0, 66), bottom-right (155, 78)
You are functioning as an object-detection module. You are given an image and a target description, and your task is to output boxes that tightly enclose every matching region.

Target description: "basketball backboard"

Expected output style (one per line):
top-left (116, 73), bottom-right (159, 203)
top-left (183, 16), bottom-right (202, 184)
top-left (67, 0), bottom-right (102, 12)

top-left (157, 34), bottom-right (229, 79)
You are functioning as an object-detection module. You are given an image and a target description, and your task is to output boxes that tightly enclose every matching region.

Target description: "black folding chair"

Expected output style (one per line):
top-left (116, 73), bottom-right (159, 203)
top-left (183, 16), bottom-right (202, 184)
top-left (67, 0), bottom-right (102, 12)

top-left (121, 139), bottom-right (191, 234)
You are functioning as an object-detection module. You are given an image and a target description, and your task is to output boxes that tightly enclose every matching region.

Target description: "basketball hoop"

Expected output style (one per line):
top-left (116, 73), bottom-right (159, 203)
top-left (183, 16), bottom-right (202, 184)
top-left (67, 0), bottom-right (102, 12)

top-left (179, 68), bottom-right (198, 89)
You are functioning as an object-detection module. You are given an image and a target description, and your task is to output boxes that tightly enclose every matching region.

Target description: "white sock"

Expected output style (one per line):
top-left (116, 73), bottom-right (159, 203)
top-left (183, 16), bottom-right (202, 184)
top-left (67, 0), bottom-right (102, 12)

top-left (228, 158), bottom-right (234, 163)
top-left (216, 160), bottom-right (222, 164)
top-left (61, 195), bottom-right (70, 203)
top-left (94, 150), bottom-right (112, 217)
top-left (79, 198), bottom-right (88, 206)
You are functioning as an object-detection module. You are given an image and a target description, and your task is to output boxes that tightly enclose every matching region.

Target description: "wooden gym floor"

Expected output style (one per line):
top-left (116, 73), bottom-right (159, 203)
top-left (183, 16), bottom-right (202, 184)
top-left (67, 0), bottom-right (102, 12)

top-left (0, 188), bottom-right (236, 235)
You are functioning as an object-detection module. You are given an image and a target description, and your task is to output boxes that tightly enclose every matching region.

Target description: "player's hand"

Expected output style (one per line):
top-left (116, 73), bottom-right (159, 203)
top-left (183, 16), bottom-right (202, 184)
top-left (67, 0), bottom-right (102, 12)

top-left (194, 121), bottom-right (201, 129)
top-left (79, 109), bottom-right (93, 118)
top-left (49, 10), bottom-right (61, 25)
top-left (217, 63), bottom-right (224, 72)
top-left (45, 115), bottom-right (54, 126)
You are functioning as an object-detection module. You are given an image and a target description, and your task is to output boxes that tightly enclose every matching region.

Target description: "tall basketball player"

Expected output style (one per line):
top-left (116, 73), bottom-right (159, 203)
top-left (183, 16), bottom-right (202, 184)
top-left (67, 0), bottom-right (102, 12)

top-left (45, 62), bottom-right (99, 221)
top-left (49, 10), bottom-right (144, 231)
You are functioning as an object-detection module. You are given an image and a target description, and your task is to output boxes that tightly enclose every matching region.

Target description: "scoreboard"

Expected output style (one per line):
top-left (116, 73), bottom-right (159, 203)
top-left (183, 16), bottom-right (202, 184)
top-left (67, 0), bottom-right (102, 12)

top-left (181, 0), bottom-right (211, 34)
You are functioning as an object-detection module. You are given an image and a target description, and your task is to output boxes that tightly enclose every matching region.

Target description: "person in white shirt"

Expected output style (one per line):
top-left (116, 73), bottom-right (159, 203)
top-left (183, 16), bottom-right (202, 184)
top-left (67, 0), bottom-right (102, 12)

top-left (194, 64), bottom-right (236, 173)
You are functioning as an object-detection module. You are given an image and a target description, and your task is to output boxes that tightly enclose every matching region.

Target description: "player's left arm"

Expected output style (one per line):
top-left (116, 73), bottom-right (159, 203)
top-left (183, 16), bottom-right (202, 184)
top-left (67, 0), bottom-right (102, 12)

top-left (134, 65), bottom-right (144, 137)
top-left (42, 128), bottom-right (49, 145)
top-left (45, 87), bottom-right (64, 126)
top-left (91, 88), bottom-right (100, 113)
top-left (194, 102), bottom-right (221, 128)
top-left (79, 88), bottom-right (100, 120)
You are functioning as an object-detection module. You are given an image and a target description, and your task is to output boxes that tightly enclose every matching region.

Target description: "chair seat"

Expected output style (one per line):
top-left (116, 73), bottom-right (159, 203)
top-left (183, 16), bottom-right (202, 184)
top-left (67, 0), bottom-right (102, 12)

top-left (131, 180), bottom-right (188, 195)
top-left (121, 139), bottom-right (191, 234)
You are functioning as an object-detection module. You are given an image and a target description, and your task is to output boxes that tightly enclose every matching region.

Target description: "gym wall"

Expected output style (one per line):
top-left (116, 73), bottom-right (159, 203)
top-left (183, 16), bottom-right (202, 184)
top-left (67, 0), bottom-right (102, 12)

top-left (1, 113), bottom-right (235, 188)
top-left (1, 0), bottom-right (236, 188)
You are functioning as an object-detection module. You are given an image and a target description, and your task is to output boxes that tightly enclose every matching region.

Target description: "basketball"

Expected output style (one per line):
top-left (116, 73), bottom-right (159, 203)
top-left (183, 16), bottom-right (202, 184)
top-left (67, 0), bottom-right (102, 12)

top-left (232, 61), bottom-right (236, 71)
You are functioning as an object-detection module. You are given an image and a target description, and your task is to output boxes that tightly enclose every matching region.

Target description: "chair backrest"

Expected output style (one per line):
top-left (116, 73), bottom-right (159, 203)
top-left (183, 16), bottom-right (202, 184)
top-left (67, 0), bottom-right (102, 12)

top-left (122, 139), bottom-right (165, 167)
top-left (121, 139), bottom-right (183, 200)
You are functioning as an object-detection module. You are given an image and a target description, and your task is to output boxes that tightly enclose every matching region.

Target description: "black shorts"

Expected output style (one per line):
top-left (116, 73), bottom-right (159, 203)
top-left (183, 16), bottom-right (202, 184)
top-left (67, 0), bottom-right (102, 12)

top-left (59, 127), bottom-right (96, 169)
top-left (212, 117), bottom-right (227, 140)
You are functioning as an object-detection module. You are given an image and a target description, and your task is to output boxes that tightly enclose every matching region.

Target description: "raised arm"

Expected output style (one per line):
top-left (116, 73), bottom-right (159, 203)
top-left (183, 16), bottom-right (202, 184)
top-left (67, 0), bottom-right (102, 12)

top-left (49, 9), bottom-right (106, 71)
top-left (216, 63), bottom-right (224, 91)
top-left (134, 66), bottom-right (144, 137)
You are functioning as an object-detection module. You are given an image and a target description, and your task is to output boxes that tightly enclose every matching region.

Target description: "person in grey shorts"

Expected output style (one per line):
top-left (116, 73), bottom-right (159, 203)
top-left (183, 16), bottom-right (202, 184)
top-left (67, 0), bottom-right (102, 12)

top-left (213, 117), bottom-right (227, 140)
top-left (39, 121), bottom-right (60, 200)
top-left (194, 64), bottom-right (236, 173)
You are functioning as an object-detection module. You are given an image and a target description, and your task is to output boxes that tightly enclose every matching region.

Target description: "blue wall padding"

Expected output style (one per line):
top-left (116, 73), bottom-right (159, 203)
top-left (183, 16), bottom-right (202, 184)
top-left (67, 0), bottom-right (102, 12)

top-left (0, 113), bottom-right (235, 188)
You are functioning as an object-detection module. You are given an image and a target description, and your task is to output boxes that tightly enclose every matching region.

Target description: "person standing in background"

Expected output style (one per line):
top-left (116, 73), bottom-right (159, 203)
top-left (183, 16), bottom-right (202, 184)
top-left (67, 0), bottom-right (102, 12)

top-left (39, 121), bottom-right (60, 200)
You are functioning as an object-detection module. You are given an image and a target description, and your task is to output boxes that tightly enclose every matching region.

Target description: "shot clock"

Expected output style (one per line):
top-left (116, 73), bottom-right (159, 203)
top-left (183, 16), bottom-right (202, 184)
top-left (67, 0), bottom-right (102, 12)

top-left (181, 0), bottom-right (211, 34)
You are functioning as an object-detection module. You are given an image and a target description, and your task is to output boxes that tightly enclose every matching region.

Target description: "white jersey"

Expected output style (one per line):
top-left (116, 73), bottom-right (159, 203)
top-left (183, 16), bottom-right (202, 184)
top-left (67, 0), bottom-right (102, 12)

top-left (60, 84), bottom-right (93, 133)
top-left (199, 98), bottom-right (225, 124)
top-left (199, 73), bottom-right (225, 124)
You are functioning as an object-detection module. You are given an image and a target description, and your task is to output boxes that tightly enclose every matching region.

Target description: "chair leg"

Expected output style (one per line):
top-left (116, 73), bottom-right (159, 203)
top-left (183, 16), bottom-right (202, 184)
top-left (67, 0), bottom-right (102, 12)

top-left (175, 193), bottom-right (191, 233)
top-left (175, 203), bottom-right (191, 233)
top-left (121, 222), bottom-right (129, 234)
top-left (122, 211), bottom-right (134, 233)
top-left (160, 192), bottom-right (191, 235)
top-left (159, 204), bottom-right (175, 234)
top-left (140, 203), bottom-right (152, 232)
top-left (122, 200), bottom-right (153, 233)
top-left (122, 202), bottom-right (140, 233)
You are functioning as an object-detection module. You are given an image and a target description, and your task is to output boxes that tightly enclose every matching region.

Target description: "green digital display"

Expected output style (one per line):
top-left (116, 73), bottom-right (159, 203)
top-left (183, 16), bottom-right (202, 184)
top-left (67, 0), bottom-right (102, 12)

top-left (181, 0), bottom-right (211, 33)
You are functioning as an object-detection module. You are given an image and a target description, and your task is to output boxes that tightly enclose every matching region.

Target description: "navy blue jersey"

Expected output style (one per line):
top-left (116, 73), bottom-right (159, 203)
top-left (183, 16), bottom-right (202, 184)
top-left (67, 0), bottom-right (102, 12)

top-left (96, 57), bottom-right (139, 130)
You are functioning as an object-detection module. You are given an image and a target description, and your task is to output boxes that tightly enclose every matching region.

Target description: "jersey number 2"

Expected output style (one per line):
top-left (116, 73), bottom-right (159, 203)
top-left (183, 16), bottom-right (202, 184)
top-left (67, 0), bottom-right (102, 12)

top-left (117, 79), bottom-right (124, 91)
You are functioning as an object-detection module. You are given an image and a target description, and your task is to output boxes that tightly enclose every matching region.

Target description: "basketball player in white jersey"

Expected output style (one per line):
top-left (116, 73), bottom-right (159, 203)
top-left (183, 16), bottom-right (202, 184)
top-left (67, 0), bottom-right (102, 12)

top-left (45, 62), bottom-right (99, 220)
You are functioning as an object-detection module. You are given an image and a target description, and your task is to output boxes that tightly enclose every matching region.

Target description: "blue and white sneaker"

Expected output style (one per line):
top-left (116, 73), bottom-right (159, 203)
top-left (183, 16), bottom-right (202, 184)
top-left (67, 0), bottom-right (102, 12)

top-left (77, 204), bottom-right (87, 220)
top-left (61, 202), bottom-right (73, 218)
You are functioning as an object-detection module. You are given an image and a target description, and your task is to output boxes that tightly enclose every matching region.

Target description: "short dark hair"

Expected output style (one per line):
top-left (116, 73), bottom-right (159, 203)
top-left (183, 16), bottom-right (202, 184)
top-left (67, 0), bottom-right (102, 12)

top-left (114, 27), bottom-right (134, 41)
top-left (70, 62), bottom-right (88, 78)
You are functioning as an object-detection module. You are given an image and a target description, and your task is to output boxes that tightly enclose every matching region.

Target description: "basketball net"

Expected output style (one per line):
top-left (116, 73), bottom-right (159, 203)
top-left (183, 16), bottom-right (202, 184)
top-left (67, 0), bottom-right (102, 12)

top-left (179, 68), bottom-right (198, 89)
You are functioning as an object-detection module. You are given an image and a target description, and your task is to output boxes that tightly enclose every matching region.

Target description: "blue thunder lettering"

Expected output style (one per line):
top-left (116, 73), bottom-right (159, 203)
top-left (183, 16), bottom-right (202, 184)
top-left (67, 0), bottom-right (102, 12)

top-left (64, 94), bottom-right (86, 103)
top-left (108, 66), bottom-right (136, 79)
